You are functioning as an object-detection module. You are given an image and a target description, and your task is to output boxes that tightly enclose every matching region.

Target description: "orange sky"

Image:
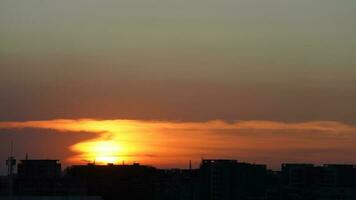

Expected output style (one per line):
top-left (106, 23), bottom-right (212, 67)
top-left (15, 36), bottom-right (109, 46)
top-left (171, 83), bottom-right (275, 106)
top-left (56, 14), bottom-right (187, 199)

top-left (0, 1), bottom-right (356, 172)
top-left (1, 119), bottom-right (356, 169)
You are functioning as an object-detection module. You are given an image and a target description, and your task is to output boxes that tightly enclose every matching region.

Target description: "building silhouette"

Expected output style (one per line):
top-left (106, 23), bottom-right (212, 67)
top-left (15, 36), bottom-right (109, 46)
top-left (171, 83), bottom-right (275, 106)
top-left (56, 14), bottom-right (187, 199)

top-left (1, 157), bottom-right (356, 200)
top-left (198, 159), bottom-right (267, 200)
top-left (273, 163), bottom-right (356, 200)
top-left (16, 160), bottom-right (61, 195)
top-left (281, 163), bottom-right (322, 187)
top-left (65, 163), bottom-right (158, 200)
top-left (0, 176), bottom-right (8, 196)
top-left (155, 168), bottom-right (198, 200)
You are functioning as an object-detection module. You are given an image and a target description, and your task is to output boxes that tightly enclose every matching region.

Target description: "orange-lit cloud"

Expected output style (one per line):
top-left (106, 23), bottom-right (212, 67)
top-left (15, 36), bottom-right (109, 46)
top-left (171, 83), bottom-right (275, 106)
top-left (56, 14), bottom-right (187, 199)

top-left (0, 119), bottom-right (356, 168)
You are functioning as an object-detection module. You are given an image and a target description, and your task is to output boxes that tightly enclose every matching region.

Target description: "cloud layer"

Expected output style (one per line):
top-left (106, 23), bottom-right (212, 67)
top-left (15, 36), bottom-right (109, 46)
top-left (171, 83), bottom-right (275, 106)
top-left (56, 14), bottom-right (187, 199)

top-left (1, 119), bottom-right (356, 169)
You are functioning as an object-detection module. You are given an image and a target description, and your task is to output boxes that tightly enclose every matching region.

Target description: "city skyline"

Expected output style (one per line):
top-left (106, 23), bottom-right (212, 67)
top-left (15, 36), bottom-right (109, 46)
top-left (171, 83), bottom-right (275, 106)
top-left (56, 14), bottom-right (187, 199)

top-left (1, 119), bottom-right (356, 174)
top-left (1, 0), bottom-right (356, 175)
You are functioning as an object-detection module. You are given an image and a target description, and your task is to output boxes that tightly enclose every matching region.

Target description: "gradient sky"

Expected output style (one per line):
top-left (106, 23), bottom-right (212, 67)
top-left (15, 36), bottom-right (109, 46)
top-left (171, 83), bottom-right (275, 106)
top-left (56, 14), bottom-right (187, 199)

top-left (0, 0), bottom-right (356, 173)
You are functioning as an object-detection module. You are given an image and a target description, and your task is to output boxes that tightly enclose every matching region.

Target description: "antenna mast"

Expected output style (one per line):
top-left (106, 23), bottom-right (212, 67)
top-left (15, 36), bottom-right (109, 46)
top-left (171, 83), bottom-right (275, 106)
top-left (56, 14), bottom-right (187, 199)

top-left (6, 140), bottom-right (16, 197)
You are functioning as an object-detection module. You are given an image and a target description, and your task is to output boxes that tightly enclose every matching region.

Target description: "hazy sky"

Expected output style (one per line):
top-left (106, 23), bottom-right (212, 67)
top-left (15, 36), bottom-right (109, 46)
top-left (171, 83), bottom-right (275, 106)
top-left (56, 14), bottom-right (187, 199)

top-left (0, 0), bottom-right (355, 172)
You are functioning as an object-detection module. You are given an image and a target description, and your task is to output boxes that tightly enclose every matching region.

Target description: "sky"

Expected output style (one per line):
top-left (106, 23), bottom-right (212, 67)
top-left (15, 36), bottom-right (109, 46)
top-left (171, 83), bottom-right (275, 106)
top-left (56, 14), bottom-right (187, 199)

top-left (0, 0), bottom-right (356, 173)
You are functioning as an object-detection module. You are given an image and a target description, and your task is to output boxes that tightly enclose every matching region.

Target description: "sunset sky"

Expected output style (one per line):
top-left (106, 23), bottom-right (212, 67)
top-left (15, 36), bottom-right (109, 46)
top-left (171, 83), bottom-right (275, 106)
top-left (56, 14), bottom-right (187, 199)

top-left (0, 0), bottom-right (356, 173)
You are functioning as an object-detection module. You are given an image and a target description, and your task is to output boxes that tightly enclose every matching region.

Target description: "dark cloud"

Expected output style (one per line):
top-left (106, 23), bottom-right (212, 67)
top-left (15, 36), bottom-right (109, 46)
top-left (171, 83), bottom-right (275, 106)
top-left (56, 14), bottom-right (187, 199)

top-left (0, 128), bottom-right (97, 174)
top-left (0, 78), bottom-right (355, 124)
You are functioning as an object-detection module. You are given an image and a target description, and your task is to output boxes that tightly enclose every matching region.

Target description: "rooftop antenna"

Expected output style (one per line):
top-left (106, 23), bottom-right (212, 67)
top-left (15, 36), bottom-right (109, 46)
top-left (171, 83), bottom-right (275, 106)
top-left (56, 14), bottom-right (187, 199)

top-left (10, 141), bottom-right (13, 157)
top-left (6, 140), bottom-right (16, 197)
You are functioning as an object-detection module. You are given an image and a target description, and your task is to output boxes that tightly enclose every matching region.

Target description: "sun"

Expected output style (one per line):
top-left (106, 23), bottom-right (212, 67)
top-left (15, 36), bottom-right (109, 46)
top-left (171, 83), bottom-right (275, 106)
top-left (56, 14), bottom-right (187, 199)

top-left (95, 156), bottom-right (120, 164)
top-left (71, 140), bottom-right (122, 164)
top-left (92, 141), bottom-right (121, 164)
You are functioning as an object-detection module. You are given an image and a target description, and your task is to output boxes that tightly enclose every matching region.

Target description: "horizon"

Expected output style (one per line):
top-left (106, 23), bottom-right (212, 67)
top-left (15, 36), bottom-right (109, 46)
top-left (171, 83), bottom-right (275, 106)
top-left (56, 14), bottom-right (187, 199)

top-left (4, 155), bottom-right (356, 176)
top-left (1, 0), bottom-right (356, 178)
top-left (1, 118), bottom-right (356, 174)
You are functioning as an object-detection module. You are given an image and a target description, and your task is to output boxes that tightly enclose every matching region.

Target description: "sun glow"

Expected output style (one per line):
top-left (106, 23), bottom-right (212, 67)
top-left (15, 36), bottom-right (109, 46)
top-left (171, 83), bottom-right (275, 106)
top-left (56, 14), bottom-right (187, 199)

top-left (2, 119), bottom-right (356, 168)
top-left (71, 140), bottom-right (123, 164)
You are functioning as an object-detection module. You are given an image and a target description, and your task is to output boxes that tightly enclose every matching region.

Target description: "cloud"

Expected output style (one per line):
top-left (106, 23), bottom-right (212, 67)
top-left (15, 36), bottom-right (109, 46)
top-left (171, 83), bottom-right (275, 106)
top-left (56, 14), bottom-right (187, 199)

top-left (0, 119), bottom-right (356, 168)
top-left (1, 119), bottom-right (355, 133)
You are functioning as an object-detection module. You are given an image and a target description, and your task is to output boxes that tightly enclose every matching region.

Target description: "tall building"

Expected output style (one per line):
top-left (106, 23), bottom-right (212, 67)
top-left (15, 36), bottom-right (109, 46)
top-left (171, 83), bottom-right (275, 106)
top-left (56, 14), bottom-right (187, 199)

top-left (322, 164), bottom-right (356, 187)
top-left (281, 163), bottom-right (322, 188)
top-left (17, 160), bottom-right (61, 179)
top-left (16, 160), bottom-right (62, 195)
top-left (278, 163), bottom-right (356, 200)
top-left (198, 159), bottom-right (267, 200)
top-left (65, 163), bottom-right (158, 200)
top-left (0, 176), bottom-right (9, 196)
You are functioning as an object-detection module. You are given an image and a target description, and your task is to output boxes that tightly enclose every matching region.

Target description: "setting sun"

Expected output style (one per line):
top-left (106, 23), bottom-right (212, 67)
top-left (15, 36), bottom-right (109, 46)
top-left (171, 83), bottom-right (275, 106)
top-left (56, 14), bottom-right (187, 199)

top-left (2, 119), bottom-right (356, 169)
top-left (71, 140), bottom-right (123, 164)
